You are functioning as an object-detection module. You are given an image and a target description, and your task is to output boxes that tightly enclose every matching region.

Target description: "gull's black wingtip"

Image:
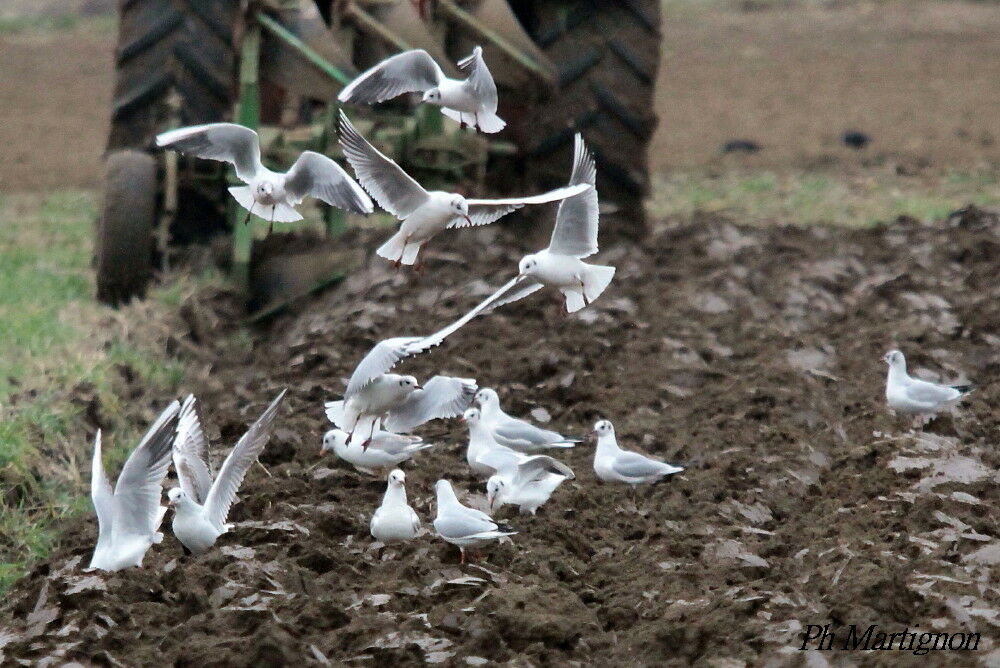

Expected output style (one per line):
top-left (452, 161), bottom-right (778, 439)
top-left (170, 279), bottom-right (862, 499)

top-left (951, 384), bottom-right (974, 394)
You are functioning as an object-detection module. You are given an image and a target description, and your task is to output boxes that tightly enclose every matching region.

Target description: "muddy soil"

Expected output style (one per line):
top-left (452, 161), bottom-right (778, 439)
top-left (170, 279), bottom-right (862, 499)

top-left (4, 207), bottom-right (1000, 665)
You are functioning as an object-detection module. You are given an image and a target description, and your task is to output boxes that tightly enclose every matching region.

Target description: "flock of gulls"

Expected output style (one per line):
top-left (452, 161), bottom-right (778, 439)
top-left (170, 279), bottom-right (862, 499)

top-left (89, 47), bottom-right (975, 572)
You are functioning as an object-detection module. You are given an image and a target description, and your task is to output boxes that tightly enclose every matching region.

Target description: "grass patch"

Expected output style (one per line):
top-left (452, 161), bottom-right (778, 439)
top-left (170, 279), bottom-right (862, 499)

top-left (0, 191), bottom-right (211, 591)
top-left (649, 168), bottom-right (1000, 227)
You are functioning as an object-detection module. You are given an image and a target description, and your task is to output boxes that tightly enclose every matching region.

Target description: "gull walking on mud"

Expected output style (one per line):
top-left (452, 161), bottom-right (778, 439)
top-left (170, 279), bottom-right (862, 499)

top-left (433, 479), bottom-right (516, 564)
top-left (884, 349), bottom-right (972, 427)
top-left (370, 469), bottom-right (421, 544)
top-left (592, 420), bottom-right (684, 486)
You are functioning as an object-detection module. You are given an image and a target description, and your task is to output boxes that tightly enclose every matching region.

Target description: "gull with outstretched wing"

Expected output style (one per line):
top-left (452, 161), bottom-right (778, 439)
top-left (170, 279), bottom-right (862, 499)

top-left (339, 111), bottom-right (588, 268)
top-left (339, 46), bottom-right (505, 133)
top-left (167, 391), bottom-right (286, 554)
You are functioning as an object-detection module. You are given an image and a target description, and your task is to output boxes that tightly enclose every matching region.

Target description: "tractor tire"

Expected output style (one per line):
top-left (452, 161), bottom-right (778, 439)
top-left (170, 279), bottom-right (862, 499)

top-left (96, 150), bottom-right (157, 305)
top-left (508, 1), bottom-right (661, 238)
top-left (107, 0), bottom-right (240, 151)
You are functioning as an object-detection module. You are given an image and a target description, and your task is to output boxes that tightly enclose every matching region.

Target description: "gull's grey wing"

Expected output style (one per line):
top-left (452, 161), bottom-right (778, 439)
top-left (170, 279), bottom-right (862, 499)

top-left (369, 432), bottom-right (425, 456)
top-left (612, 451), bottom-right (677, 479)
top-left (90, 430), bottom-right (115, 557)
top-left (284, 151), bottom-right (374, 214)
top-left (453, 183), bottom-right (592, 229)
top-left (548, 134), bottom-right (599, 258)
top-left (435, 509), bottom-right (499, 538)
top-left (904, 379), bottom-right (961, 405)
top-left (383, 376), bottom-right (477, 432)
top-left (494, 420), bottom-right (567, 448)
top-left (511, 455), bottom-right (575, 483)
top-left (338, 111), bottom-right (429, 218)
top-left (346, 275), bottom-right (527, 401)
top-left (204, 390), bottom-right (286, 529)
top-left (475, 446), bottom-right (525, 474)
top-left (457, 46), bottom-right (498, 112)
top-left (155, 123), bottom-right (262, 183)
top-left (113, 400), bottom-right (181, 540)
top-left (173, 395), bottom-right (214, 505)
top-left (344, 336), bottom-right (423, 399)
top-left (338, 49), bottom-right (444, 104)
top-left (473, 275), bottom-right (545, 316)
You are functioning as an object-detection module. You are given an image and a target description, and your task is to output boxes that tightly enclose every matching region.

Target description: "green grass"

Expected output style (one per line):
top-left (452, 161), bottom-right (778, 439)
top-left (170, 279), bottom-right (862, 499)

top-left (649, 168), bottom-right (1000, 228)
top-left (0, 191), bottom-right (198, 591)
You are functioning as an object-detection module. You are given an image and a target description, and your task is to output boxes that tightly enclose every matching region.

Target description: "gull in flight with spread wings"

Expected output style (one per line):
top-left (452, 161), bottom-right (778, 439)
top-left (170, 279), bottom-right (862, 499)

top-left (339, 111), bottom-right (589, 268)
top-left (477, 133), bottom-right (615, 313)
top-left (156, 123), bottom-right (372, 230)
top-left (339, 46), bottom-right (505, 133)
top-left (167, 391), bottom-right (286, 554)
top-left (89, 400), bottom-right (181, 571)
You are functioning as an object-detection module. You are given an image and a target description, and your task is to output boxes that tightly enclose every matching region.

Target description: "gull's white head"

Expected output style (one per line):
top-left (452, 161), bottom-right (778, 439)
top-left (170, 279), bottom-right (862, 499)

top-left (462, 406), bottom-right (481, 425)
top-left (518, 254), bottom-right (539, 277)
top-left (388, 469), bottom-right (406, 487)
top-left (593, 419), bottom-right (615, 438)
top-left (448, 195), bottom-right (471, 225)
top-left (321, 429), bottom-right (345, 453)
top-left (486, 475), bottom-right (506, 511)
top-left (883, 349), bottom-right (905, 368)
top-left (422, 88), bottom-right (443, 105)
top-left (167, 487), bottom-right (187, 506)
top-left (256, 181), bottom-right (274, 198)
top-left (397, 375), bottom-right (421, 392)
top-left (475, 388), bottom-right (498, 408)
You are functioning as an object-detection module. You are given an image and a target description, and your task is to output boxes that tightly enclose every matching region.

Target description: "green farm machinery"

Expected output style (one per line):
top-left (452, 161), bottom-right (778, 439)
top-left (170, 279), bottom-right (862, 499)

top-left (96, 0), bottom-right (661, 309)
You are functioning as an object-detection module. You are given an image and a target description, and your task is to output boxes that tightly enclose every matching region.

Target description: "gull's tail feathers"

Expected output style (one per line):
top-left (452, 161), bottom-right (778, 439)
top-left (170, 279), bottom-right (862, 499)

top-left (475, 112), bottom-right (506, 134)
top-left (583, 264), bottom-right (616, 304)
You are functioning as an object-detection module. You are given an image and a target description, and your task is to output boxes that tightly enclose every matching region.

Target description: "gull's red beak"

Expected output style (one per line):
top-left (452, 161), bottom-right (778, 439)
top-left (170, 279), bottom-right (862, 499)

top-left (463, 215), bottom-right (472, 225)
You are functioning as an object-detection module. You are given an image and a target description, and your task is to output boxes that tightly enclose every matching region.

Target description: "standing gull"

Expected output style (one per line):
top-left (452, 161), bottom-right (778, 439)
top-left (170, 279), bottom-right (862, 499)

top-left (339, 111), bottom-right (589, 267)
top-left (370, 469), bottom-right (421, 544)
top-left (478, 133), bottom-right (615, 313)
top-left (338, 47), bottom-right (505, 133)
top-left (486, 455), bottom-right (575, 515)
top-left (326, 375), bottom-right (476, 447)
top-left (433, 480), bottom-right (516, 564)
top-left (462, 406), bottom-right (530, 477)
top-left (89, 400), bottom-right (181, 572)
top-left (475, 388), bottom-right (579, 452)
top-left (884, 349), bottom-right (972, 423)
top-left (592, 420), bottom-right (684, 486)
top-left (322, 428), bottom-right (433, 475)
top-left (167, 391), bottom-right (286, 554)
top-left (156, 123), bottom-right (372, 230)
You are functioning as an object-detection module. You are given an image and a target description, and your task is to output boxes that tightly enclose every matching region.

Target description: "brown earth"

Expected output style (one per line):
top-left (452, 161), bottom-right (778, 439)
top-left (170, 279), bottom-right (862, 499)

top-left (3, 206), bottom-right (1000, 665)
top-left (4, 1), bottom-right (1000, 191)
